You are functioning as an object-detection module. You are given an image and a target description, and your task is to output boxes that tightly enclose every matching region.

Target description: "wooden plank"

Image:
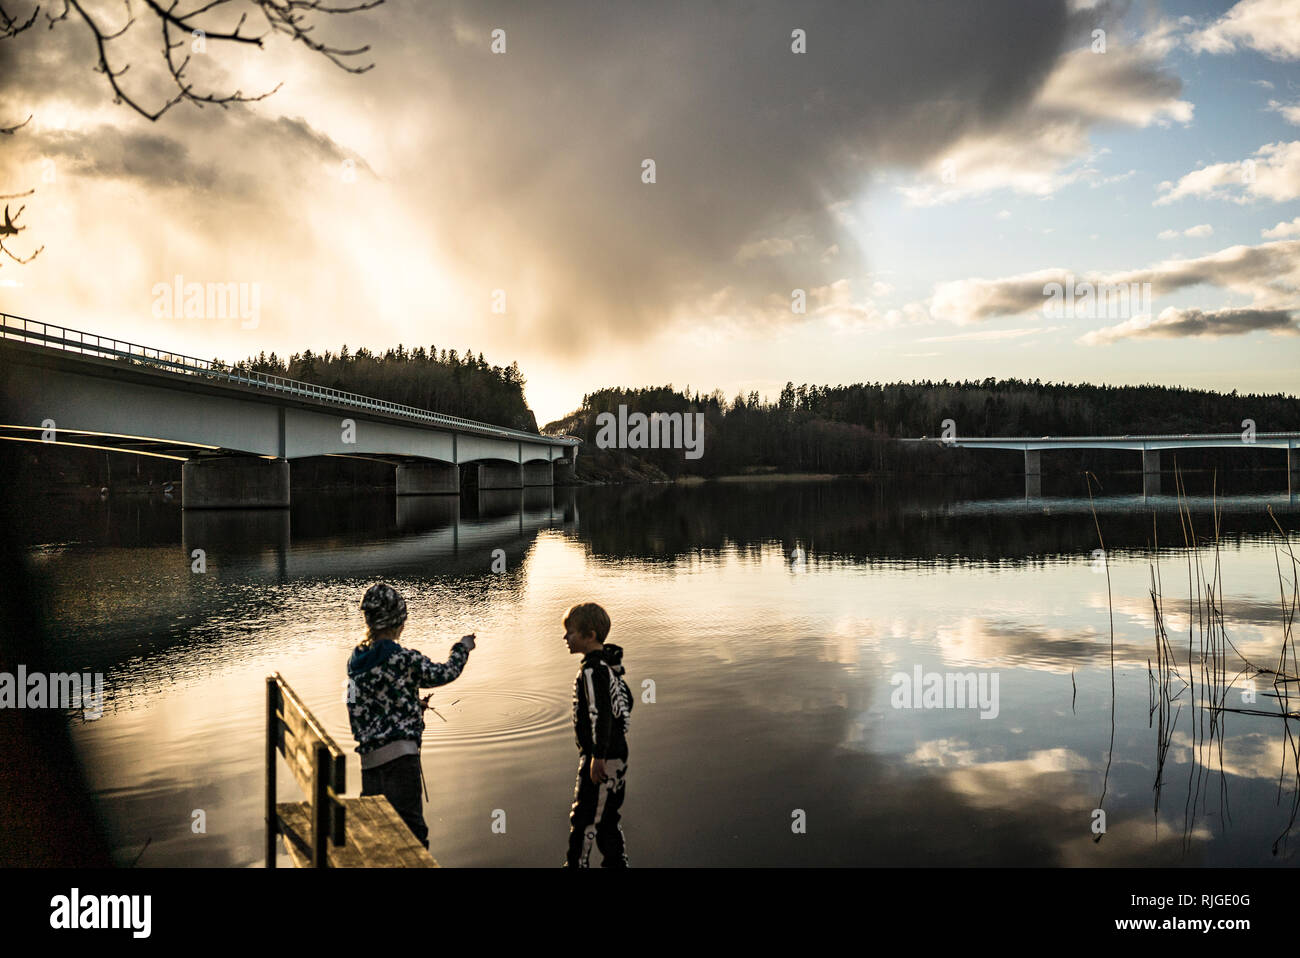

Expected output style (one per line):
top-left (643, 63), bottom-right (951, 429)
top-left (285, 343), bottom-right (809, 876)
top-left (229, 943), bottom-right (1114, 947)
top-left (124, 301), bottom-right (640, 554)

top-left (279, 686), bottom-right (342, 799)
top-left (276, 807), bottom-right (314, 869)
top-left (277, 799), bottom-right (437, 868)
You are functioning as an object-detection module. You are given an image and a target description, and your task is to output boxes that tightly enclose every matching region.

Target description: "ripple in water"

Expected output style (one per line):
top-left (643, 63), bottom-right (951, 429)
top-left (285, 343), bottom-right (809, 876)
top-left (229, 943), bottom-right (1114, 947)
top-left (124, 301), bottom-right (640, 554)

top-left (327, 688), bottom-right (571, 753)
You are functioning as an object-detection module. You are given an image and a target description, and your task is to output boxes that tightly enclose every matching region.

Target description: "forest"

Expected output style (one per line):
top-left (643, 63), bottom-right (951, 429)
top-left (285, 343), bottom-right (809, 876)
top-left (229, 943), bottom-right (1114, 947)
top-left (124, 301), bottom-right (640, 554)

top-left (16, 345), bottom-right (1300, 489)
top-left (544, 379), bottom-right (1300, 480)
top-left (237, 344), bottom-right (538, 433)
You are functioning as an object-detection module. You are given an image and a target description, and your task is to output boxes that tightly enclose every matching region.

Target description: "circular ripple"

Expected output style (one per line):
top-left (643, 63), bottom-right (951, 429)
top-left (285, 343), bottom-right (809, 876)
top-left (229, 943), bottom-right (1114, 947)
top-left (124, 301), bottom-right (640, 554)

top-left (328, 688), bottom-right (571, 753)
top-left (421, 688), bottom-right (571, 749)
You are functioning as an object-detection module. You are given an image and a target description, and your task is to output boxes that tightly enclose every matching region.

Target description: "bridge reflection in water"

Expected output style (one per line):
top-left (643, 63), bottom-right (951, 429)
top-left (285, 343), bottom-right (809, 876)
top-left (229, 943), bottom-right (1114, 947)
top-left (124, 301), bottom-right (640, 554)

top-left (176, 487), bottom-right (576, 582)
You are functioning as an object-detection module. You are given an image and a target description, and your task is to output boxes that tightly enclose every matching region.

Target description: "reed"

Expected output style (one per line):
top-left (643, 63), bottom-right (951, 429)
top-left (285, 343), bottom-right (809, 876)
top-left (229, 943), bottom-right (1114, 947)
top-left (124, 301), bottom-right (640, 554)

top-left (1093, 464), bottom-right (1300, 853)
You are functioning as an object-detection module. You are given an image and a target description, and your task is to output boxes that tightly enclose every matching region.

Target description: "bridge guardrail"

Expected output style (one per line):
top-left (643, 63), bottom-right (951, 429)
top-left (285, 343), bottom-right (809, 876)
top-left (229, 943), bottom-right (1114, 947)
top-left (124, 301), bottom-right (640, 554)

top-left (0, 314), bottom-right (581, 448)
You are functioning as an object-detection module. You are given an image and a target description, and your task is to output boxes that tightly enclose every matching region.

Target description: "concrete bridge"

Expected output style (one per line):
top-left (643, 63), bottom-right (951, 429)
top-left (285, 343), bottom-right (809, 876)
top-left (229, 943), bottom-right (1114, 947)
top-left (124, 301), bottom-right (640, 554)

top-left (906, 432), bottom-right (1300, 497)
top-left (0, 315), bottom-right (580, 508)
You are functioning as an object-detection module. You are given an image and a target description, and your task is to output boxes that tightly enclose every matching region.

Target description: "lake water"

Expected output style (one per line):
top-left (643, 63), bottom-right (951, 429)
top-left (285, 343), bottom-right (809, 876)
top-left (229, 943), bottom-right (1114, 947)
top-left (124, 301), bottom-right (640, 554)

top-left (24, 472), bottom-right (1300, 866)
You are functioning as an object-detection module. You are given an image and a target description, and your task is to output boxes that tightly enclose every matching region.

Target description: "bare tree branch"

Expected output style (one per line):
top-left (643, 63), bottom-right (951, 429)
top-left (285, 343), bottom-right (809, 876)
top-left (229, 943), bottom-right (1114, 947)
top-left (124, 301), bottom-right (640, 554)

top-left (0, 238), bottom-right (43, 264)
top-left (0, 203), bottom-right (43, 265)
top-left (0, 0), bottom-right (383, 266)
top-left (0, 118), bottom-right (40, 256)
top-left (0, 1), bottom-right (39, 38)
top-left (1, 113), bottom-right (33, 135)
top-left (32, 0), bottom-right (384, 121)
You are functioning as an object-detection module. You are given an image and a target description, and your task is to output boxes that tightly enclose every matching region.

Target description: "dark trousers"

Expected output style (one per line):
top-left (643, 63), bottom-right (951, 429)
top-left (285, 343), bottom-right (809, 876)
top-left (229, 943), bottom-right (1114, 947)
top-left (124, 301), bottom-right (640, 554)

top-left (565, 754), bottom-right (628, 867)
top-left (361, 753), bottom-right (428, 848)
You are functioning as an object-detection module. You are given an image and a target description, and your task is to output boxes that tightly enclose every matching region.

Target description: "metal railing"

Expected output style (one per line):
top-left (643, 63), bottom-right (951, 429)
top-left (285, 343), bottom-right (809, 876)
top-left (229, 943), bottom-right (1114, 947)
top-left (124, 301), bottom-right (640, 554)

top-left (0, 314), bottom-right (580, 447)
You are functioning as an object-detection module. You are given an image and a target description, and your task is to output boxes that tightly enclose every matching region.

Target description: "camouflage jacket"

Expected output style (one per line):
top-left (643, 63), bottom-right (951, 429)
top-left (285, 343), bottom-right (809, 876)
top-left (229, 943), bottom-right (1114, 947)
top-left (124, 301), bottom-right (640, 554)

top-left (346, 639), bottom-right (470, 757)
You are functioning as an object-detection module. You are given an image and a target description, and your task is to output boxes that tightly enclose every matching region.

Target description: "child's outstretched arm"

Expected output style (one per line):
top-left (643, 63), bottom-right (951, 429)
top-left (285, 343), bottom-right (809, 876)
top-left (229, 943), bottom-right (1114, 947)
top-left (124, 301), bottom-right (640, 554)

top-left (414, 634), bottom-right (476, 688)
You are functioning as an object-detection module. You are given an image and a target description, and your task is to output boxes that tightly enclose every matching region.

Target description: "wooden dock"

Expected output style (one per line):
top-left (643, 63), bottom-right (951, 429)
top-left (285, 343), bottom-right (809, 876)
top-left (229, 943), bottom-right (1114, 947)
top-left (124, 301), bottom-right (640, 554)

top-left (266, 673), bottom-right (438, 868)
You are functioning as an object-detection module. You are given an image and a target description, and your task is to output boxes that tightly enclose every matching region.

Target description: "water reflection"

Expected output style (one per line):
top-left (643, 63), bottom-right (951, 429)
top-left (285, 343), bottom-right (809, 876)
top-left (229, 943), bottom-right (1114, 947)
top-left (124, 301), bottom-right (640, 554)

top-left (19, 474), bottom-right (1300, 866)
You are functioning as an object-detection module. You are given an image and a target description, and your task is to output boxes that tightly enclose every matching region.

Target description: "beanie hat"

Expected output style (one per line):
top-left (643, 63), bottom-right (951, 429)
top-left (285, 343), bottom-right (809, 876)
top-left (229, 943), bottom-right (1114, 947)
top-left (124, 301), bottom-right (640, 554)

top-left (361, 582), bottom-right (408, 632)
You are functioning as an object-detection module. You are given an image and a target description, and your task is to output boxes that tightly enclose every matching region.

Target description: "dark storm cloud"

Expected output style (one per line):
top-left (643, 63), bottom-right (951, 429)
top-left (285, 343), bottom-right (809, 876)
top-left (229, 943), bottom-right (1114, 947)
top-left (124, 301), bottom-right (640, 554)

top-left (2, 0), bottom-right (1178, 353)
top-left (384, 0), bottom-right (1095, 341)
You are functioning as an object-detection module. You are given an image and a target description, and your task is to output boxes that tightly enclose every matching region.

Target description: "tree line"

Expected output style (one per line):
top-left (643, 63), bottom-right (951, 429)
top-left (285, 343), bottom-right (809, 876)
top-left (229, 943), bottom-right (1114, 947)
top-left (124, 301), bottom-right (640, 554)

top-left (237, 344), bottom-right (537, 433)
top-left (545, 379), bottom-right (1300, 478)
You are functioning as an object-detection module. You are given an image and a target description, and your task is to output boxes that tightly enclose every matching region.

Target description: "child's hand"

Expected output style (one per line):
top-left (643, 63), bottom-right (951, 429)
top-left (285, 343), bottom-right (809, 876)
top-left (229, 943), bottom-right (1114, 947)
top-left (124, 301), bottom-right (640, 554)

top-left (589, 758), bottom-right (608, 784)
top-left (459, 634), bottom-right (477, 651)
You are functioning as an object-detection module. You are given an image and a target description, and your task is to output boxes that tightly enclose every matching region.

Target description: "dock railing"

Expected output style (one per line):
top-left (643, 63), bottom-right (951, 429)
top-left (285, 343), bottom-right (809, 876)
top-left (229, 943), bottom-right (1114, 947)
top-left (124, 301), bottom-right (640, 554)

top-left (266, 673), bottom-right (437, 868)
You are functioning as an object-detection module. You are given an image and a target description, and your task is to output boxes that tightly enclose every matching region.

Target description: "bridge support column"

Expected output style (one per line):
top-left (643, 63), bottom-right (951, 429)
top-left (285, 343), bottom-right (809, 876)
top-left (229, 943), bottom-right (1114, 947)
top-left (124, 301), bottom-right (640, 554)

top-left (182, 456), bottom-right (289, 509)
top-left (476, 463), bottom-right (522, 490)
top-left (1142, 449), bottom-right (1161, 497)
top-left (1024, 450), bottom-right (1041, 499)
top-left (1289, 446), bottom-right (1299, 495)
top-left (395, 461), bottom-right (459, 495)
top-left (522, 461), bottom-right (553, 487)
top-left (554, 458), bottom-right (576, 484)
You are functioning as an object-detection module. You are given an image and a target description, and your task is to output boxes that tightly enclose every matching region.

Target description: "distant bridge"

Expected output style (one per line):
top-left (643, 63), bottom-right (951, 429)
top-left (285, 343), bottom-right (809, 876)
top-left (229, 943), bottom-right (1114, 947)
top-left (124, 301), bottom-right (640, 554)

top-left (0, 315), bottom-right (580, 508)
top-left (905, 432), bottom-right (1300, 496)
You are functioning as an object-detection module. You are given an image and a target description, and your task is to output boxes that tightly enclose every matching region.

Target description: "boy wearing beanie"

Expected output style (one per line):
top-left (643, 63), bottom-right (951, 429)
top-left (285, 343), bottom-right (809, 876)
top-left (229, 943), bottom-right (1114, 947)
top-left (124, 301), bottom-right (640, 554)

top-left (346, 582), bottom-right (475, 848)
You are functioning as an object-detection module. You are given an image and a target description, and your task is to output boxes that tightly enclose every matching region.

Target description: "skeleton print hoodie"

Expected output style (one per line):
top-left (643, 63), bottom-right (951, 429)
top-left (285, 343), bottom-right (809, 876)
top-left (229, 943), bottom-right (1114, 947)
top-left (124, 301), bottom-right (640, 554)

top-left (572, 644), bottom-right (632, 760)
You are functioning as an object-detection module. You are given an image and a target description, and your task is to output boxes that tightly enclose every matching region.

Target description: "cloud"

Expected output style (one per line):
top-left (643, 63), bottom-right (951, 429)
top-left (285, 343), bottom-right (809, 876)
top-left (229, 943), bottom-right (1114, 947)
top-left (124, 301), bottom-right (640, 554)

top-left (1263, 215), bottom-right (1300, 237)
top-left (919, 238), bottom-right (1300, 325)
top-left (1101, 238), bottom-right (1300, 303)
top-left (734, 236), bottom-right (798, 264)
top-left (9, 114), bottom-right (371, 195)
top-left (929, 268), bottom-right (1071, 324)
top-left (1155, 139), bottom-right (1300, 204)
top-left (1079, 305), bottom-right (1299, 344)
top-left (1158, 224), bottom-right (1213, 239)
top-left (919, 326), bottom-right (1062, 343)
top-left (14, 0), bottom-right (1139, 350)
top-left (898, 20), bottom-right (1191, 206)
top-left (1268, 99), bottom-right (1300, 124)
top-left (1187, 0), bottom-right (1300, 60)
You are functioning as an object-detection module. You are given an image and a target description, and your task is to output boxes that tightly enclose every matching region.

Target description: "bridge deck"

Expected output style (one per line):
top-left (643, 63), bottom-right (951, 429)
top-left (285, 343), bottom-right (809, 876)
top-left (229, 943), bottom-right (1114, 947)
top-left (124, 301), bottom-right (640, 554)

top-left (1, 313), bottom-right (578, 450)
top-left (905, 433), bottom-right (1299, 450)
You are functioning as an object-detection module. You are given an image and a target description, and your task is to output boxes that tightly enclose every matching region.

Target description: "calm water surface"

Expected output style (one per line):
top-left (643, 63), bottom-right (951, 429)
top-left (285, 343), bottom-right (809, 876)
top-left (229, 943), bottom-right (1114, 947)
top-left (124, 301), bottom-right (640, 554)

top-left (23, 474), bottom-right (1300, 866)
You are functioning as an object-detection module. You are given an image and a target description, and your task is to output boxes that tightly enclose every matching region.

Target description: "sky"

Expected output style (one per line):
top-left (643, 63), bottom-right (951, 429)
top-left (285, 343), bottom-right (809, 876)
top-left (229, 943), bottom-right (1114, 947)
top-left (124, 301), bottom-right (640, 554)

top-left (1, 0), bottom-right (1298, 426)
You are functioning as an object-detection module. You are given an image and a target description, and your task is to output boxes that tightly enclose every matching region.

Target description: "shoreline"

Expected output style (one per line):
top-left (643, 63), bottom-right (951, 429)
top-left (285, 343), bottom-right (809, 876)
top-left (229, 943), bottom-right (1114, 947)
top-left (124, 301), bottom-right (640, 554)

top-left (674, 472), bottom-right (860, 485)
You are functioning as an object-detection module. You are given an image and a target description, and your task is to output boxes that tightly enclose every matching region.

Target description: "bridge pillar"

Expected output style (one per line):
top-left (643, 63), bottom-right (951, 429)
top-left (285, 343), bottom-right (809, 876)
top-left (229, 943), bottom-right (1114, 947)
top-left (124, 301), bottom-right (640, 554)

top-left (554, 458), bottom-right (576, 484)
top-left (1290, 446), bottom-right (1299, 495)
top-left (522, 461), bottom-right (553, 487)
top-left (1023, 450), bottom-right (1041, 498)
top-left (182, 456), bottom-right (289, 509)
top-left (395, 461), bottom-right (459, 495)
top-left (1142, 449), bottom-right (1161, 497)
top-left (476, 463), bottom-right (523, 490)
